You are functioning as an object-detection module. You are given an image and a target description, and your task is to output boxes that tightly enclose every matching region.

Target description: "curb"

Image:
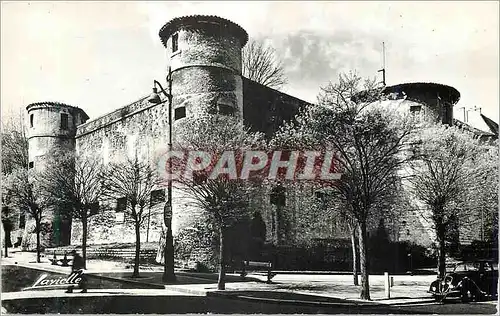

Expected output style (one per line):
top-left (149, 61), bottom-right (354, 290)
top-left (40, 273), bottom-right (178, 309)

top-left (206, 290), bottom-right (380, 307)
top-left (206, 290), bottom-right (441, 308)
top-left (164, 285), bottom-right (210, 296)
top-left (85, 273), bottom-right (164, 290)
top-left (289, 289), bottom-right (436, 307)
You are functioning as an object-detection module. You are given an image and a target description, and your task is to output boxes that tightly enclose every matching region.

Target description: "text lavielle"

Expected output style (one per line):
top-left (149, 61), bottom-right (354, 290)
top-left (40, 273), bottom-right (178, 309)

top-left (23, 271), bottom-right (82, 290)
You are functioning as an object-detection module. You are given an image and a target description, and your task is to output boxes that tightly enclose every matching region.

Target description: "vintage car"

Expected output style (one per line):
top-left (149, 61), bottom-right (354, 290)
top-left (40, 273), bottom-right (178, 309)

top-left (428, 260), bottom-right (498, 302)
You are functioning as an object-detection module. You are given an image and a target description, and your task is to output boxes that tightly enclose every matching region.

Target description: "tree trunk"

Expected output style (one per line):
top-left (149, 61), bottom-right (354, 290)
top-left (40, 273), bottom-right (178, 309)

top-left (350, 223), bottom-right (359, 286)
top-left (4, 229), bottom-right (8, 258)
top-left (217, 227), bottom-right (227, 290)
top-left (436, 223), bottom-right (446, 278)
top-left (357, 220), bottom-right (370, 300)
top-left (81, 214), bottom-right (88, 269)
top-left (133, 221), bottom-right (141, 278)
top-left (35, 220), bottom-right (41, 263)
top-left (163, 223), bottom-right (176, 282)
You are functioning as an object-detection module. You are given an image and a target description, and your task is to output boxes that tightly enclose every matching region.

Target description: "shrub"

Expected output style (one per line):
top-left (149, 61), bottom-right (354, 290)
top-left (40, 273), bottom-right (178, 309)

top-left (173, 221), bottom-right (219, 271)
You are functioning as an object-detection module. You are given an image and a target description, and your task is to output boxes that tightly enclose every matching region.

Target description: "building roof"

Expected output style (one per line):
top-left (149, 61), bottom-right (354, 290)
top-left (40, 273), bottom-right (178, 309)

top-left (453, 118), bottom-right (498, 141)
top-left (242, 77), bottom-right (311, 136)
top-left (26, 101), bottom-right (89, 121)
top-left (383, 82), bottom-right (461, 105)
top-left (481, 114), bottom-right (499, 137)
top-left (159, 15), bottom-right (249, 48)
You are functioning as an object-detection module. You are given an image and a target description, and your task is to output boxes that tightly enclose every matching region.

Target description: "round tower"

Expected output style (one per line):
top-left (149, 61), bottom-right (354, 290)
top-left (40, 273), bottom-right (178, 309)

top-left (159, 15), bottom-right (248, 121)
top-left (26, 102), bottom-right (89, 170)
top-left (382, 82), bottom-right (460, 125)
top-left (156, 16), bottom-right (248, 268)
top-left (26, 102), bottom-right (89, 246)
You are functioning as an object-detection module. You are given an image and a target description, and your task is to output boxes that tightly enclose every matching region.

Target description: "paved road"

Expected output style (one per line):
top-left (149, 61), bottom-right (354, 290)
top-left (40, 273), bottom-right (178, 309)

top-left (2, 290), bottom-right (497, 314)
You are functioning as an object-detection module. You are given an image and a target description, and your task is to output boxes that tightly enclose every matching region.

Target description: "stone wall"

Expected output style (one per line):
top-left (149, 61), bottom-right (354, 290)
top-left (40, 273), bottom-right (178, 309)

top-left (70, 202), bottom-right (165, 246)
top-left (75, 96), bottom-right (172, 245)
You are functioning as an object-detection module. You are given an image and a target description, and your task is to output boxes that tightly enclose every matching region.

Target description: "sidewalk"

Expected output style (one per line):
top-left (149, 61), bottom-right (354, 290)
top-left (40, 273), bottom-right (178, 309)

top-left (2, 250), bottom-right (438, 307)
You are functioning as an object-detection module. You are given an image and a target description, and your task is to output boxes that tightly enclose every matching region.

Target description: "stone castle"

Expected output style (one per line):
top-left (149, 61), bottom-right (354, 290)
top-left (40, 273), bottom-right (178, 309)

top-left (19, 16), bottom-right (497, 262)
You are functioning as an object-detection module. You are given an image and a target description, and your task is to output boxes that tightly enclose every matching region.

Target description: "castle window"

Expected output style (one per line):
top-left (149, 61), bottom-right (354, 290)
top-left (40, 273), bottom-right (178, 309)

top-left (174, 107), bottom-right (186, 120)
top-left (172, 33), bottom-right (179, 53)
top-left (89, 202), bottom-right (99, 216)
top-left (442, 104), bottom-right (452, 125)
top-left (193, 172), bottom-right (208, 184)
top-left (270, 186), bottom-right (286, 206)
top-left (19, 213), bottom-right (26, 229)
top-left (218, 104), bottom-right (235, 116)
top-left (150, 189), bottom-right (165, 206)
top-left (30, 114), bottom-right (34, 128)
top-left (216, 97), bottom-right (236, 116)
top-left (116, 197), bottom-right (127, 212)
top-left (60, 113), bottom-right (69, 130)
top-left (410, 105), bottom-right (421, 114)
top-left (28, 161), bottom-right (34, 169)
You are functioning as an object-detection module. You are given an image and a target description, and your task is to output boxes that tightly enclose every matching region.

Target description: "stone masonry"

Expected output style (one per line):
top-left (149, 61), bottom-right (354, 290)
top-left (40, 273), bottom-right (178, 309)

top-left (24, 15), bottom-right (487, 260)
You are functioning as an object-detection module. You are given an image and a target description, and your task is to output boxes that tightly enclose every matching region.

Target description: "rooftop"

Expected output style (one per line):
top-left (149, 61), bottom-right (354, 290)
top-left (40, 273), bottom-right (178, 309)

top-left (159, 15), bottom-right (249, 48)
top-left (383, 82), bottom-right (461, 105)
top-left (26, 101), bottom-right (89, 121)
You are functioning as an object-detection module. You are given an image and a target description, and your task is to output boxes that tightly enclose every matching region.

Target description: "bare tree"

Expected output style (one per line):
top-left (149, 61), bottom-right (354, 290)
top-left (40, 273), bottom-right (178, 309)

top-left (242, 39), bottom-right (288, 90)
top-left (1, 184), bottom-right (17, 257)
top-left (460, 140), bottom-right (498, 243)
top-left (102, 155), bottom-right (161, 278)
top-left (5, 168), bottom-right (50, 262)
top-left (320, 195), bottom-right (360, 286)
top-left (1, 111), bottom-right (29, 257)
top-left (273, 72), bottom-right (415, 300)
top-left (407, 124), bottom-right (489, 277)
top-left (172, 115), bottom-right (264, 290)
top-left (42, 150), bottom-right (106, 268)
top-left (1, 112), bottom-right (29, 174)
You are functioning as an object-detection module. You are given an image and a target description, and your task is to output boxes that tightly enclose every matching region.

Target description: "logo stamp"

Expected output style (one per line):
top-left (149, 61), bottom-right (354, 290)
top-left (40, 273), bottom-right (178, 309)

top-left (23, 270), bottom-right (83, 290)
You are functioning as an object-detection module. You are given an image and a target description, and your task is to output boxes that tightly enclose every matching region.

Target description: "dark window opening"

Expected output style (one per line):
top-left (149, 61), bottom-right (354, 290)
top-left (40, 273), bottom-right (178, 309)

top-left (150, 189), bottom-right (165, 205)
top-left (89, 202), bottom-right (99, 216)
top-left (30, 114), bottom-right (34, 128)
top-left (28, 161), bottom-right (34, 169)
top-left (410, 105), bottom-right (422, 114)
top-left (60, 113), bottom-right (69, 130)
top-left (442, 104), bottom-right (452, 125)
top-left (172, 33), bottom-right (179, 53)
top-left (315, 191), bottom-right (326, 200)
top-left (218, 104), bottom-right (235, 116)
top-left (193, 172), bottom-right (208, 185)
top-left (174, 107), bottom-right (186, 120)
top-left (19, 214), bottom-right (26, 228)
top-left (270, 186), bottom-right (286, 206)
top-left (116, 197), bottom-right (127, 212)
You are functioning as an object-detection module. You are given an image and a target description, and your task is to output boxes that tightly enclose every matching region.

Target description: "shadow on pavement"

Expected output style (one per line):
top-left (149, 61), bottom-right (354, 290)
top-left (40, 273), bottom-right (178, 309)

top-left (1, 295), bottom-right (429, 314)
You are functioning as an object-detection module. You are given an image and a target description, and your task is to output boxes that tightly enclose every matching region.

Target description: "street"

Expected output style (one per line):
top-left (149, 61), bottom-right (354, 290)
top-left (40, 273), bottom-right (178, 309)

top-left (2, 289), bottom-right (497, 314)
top-left (2, 262), bottom-right (498, 314)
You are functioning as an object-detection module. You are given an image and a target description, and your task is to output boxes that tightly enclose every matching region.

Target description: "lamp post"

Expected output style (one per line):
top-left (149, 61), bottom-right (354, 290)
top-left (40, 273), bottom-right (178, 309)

top-left (148, 67), bottom-right (176, 282)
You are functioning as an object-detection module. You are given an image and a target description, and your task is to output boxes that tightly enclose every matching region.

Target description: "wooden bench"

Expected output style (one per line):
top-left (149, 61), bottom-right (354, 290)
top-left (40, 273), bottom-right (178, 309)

top-left (49, 252), bottom-right (72, 267)
top-left (13, 237), bottom-right (22, 248)
top-left (240, 260), bottom-right (275, 283)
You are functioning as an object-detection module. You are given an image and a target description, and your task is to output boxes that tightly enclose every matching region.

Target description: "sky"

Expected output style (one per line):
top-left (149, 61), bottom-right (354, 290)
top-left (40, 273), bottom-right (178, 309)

top-left (1, 1), bottom-right (498, 129)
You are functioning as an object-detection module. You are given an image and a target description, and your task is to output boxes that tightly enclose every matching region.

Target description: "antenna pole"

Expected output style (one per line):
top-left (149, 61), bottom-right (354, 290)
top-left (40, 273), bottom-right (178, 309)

top-left (378, 42), bottom-right (386, 86)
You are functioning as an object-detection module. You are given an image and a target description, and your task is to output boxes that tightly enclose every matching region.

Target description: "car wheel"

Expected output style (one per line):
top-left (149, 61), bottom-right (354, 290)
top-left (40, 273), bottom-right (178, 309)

top-left (461, 291), bottom-right (471, 303)
top-left (460, 284), bottom-right (473, 303)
